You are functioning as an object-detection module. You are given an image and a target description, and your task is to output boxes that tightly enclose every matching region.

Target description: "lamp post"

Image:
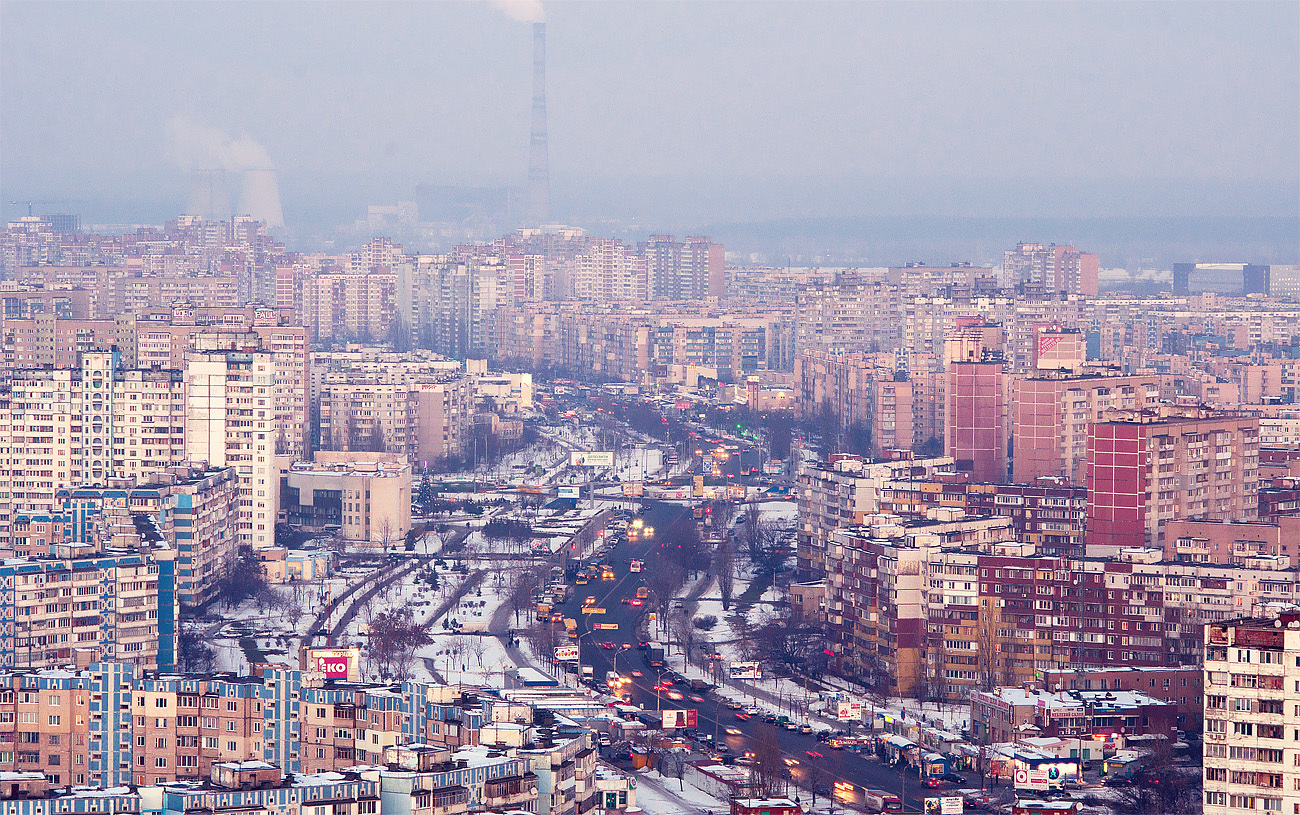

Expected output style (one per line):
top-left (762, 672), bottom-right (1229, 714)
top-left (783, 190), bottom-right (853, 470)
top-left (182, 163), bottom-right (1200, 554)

top-left (574, 629), bottom-right (595, 687)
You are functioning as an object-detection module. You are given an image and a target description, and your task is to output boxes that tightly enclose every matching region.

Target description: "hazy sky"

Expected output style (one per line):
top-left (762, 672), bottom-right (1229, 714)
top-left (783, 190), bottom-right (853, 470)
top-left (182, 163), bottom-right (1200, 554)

top-left (2, 0), bottom-right (1297, 228)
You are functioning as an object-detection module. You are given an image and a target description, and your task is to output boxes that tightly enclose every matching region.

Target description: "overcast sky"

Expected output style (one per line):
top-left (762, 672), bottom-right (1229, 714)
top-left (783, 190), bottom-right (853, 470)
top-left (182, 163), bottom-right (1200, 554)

top-left (2, 0), bottom-right (1297, 227)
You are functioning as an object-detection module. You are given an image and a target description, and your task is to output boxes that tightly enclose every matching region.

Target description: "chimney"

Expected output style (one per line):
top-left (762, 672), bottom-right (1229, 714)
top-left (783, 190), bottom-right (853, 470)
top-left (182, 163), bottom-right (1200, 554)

top-left (525, 21), bottom-right (550, 226)
top-left (237, 169), bottom-right (285, 229)
top-left (187, 169), bottom-right (232, 220)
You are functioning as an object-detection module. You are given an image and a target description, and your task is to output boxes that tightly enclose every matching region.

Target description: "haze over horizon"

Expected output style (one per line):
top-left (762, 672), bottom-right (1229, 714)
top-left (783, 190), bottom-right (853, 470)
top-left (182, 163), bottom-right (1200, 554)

top-left (2, 0), bottom-right (1297, 261)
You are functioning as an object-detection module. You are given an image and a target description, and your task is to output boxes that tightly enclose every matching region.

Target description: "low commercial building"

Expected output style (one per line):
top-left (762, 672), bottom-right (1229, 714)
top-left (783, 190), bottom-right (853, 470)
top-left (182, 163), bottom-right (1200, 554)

top-left (281, 454), bottom-right (411, 546)
top-left (968, 687), bottom-right (1176, 746)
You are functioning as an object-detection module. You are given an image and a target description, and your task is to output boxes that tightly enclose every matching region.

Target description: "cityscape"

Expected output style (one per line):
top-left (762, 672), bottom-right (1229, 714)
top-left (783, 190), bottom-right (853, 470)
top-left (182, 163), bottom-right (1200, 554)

top-left (1, 3), bottom-right (1298, 815)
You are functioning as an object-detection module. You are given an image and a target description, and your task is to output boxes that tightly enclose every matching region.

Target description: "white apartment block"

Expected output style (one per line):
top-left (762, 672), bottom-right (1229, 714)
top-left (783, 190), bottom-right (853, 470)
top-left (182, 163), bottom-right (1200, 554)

top-left (1203, 615), bottom-right (1300, 815)
top-left (0, 351), bottom-right (116, 542)
top-left (185, 351), bottom-right (278, 548)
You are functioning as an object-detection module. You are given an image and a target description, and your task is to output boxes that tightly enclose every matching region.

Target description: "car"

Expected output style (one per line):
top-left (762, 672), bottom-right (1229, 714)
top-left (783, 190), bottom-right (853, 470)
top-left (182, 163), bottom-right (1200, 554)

top-left (727, 700), bottom-right (744, 710)
top-left (630, 599), bottom-right (643, 606)
top-left (743, 706), bottom-right (761, 715)
top-left (725, 727), bottom-right (743, 735)
top-left (805, 750), bottom-right (824, 758)
top-left (815, 730), bottom-right (832, 741)
top-left (761, 713), bottom-right (778, 724)
top-left (783, 721), bottom-right (799, 731)
top-left (666, 691), bottom-right (684, 700)
top-left (620, 598), bottom-right (632, 605)
top-left (735, 712), bottom-right (752, 720)
top-left (799, 724), bottom-right (812, 734)
top-left (942, 772), bottom-right (967, 785)
top-left (584, 595), bottom-right (597, 606)
top-left (601, 642), bottom-right (617, 650)
top-left (690, 695), bottom-right (706, 703)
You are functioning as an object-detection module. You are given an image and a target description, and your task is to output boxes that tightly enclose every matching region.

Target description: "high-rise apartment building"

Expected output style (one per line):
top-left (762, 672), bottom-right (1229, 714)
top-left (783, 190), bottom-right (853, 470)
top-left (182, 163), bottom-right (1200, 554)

top-left (1086, 408), bottom-right (1260, 551)
top-left (1003, 242), bottom-right (1099, 297)
top-left (0, 352), bottom-right (117, 541)
top-left (184, 351), bottom-right (278, 549)
top-left (1202, 614), bottom-right (1300, 815)
top-left (795, 453), bottom-right (955, 579)
top-left (945, 324), bottom-right (1008, 483)
top-left (1012, 371), bottom-right (1161, 484)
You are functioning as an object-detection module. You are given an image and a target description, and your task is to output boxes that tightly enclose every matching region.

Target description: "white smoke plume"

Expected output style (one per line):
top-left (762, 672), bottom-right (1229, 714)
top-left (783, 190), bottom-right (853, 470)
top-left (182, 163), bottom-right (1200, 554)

top-left (489, 0), bottom-right (544, 23)
top-left (167, 115), bottom-right (275, 171)
top-left (170, 116), bottom-right (283, 227)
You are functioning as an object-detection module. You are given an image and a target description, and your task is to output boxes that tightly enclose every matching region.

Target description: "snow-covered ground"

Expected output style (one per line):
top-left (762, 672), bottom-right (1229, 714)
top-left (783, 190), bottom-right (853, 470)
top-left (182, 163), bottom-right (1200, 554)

top-left (633, 769), bottom-right (726, 815)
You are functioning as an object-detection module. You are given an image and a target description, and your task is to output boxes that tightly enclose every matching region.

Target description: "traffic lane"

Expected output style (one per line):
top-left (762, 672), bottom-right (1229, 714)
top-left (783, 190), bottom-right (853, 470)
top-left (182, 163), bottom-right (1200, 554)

top-left (591, 641), bottom-right (922, 812)
top-left (566, 507), bottom-right (922, 810)
top-left (565, 501), bottom-right (687, 645)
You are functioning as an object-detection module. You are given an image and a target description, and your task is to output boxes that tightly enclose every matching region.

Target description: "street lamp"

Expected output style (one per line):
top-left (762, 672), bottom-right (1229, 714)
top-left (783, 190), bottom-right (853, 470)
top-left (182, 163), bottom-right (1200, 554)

top-left (574, 629), bottom-right (596, 686)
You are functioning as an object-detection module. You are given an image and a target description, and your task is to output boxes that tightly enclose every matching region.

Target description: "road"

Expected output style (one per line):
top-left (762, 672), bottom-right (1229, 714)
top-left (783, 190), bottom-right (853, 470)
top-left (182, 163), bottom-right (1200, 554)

top-left (552, 501), bottom-right (935, 813)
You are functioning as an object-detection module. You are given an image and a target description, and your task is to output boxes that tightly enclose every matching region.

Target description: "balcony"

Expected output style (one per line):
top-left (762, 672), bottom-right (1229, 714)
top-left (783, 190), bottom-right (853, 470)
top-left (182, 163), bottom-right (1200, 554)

top-left (483, 773), bottom-right (539, 808)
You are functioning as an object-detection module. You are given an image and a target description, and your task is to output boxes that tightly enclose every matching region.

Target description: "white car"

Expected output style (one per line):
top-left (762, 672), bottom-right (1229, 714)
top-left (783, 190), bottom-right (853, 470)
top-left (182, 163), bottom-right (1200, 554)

top-left (743, 706), bottom-right (762, 716)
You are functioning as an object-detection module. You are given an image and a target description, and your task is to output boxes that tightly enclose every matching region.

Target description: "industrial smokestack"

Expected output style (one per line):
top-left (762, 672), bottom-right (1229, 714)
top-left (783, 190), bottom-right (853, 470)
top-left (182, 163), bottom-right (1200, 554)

top-left (526, 21), bottom-right (550, 227)
top-left (237, 169), bottom-right (285, 229)
top-left (186, 169), bottom-right (232, 220)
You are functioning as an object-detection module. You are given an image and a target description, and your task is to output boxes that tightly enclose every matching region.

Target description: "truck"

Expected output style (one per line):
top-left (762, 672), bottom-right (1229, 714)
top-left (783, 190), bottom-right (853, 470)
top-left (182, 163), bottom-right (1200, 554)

top-left (862, 790), bottom-right (902, 814)
top-left (647, 643), bottom-right (665, 668)
top-left (581, 665), bottom-right (594, 682)
top-left (536, 603), bottom-right (551, 622)
top-left (636, 586), bottom-right (649, 600)
top-left (564, 618), bottom-right (578, 639)
top-left (630, 559), bottom-right (643, 573)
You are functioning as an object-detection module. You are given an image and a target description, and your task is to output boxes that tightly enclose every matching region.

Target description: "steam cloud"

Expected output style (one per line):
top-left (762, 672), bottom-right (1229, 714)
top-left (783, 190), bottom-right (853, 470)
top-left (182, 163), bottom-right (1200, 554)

top-left (171, 116), bottom-right (283, 228)
top-left (489, 0), bottom-right (544, 23)
top-left (168, 115), bottom-right (275, 171)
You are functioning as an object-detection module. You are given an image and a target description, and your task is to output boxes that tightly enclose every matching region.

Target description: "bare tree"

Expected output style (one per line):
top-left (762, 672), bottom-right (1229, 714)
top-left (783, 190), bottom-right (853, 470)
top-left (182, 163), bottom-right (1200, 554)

top-left (716, 535), bottom-right (735, 610)
top-left (368, 603), bottom-right (432, 681)
top-left (446, 635), bottom-right (468, 680)
top-left (749, 723), bottom-right (786, 797)
top-left (507, 569), bottom-right (541, 626)
top-left (467, 634), bottom-right (488, 668)
top-left (660, 749), bottom-right (688, 791)
top-left (523, 619), bottom-right (563, 664)
top-left (375, 517), bottom-right (397, 555)
top-left (283, 597), bottom-right (306, 632)
top-left (670, 609), bottom-right (696, 662)
top-left (976, 601), bottom-right (1003, 695)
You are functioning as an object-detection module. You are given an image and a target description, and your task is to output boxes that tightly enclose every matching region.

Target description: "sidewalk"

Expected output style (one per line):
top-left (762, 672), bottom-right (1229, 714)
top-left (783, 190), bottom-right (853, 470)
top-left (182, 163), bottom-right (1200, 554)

top-left (632, 769), bottom-right (725, 815)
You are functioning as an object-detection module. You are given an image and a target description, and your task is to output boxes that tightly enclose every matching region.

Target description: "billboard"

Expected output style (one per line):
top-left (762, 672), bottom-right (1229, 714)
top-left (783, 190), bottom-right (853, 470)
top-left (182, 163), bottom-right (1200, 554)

top-left (307, 647), bottom-right (359, 680)
top-left (570, 452), bottom-right (614, 467)
top-left (923, 798), bottom-right (964, 815)
top-left (662, 709), bottom-right (699, 730)
top-left (836, 697), bottom-right (863, 721)
top-left (557, 485), bottom-right (581, 499)
top-left (554, 646), bottom-right (579, 661)
top-left (622, 481), bottom-right (644, 497)
top-left (728, 661), bottom-right (761, 680)
top-left (692, 475), bottom-right (705, 497)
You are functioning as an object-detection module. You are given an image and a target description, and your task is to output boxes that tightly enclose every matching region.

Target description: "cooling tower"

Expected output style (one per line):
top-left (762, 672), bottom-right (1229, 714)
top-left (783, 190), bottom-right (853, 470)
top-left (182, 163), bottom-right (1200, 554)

top-left (237, 168), bottom-right (285, 229)
top-left (186, 169), bottom-right (232, 220)
top-left (525, 21), bottom-right (550, 226)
